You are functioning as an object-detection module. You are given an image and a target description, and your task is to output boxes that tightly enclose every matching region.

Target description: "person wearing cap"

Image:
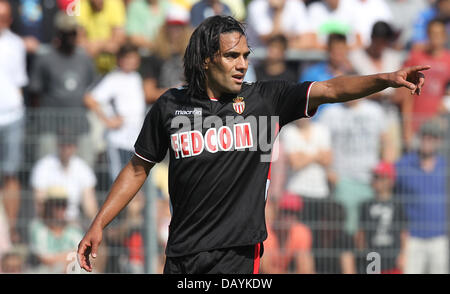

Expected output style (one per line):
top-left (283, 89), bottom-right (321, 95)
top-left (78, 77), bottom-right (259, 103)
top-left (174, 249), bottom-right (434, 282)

top-left (28, 186), bottom-right (84, 273)
top-left (395, 118), bottom-right (448, 274)
top-left (28, 11), bottom-right (97, 166)
top-left (261, 194), bottom-right (314, 273)
top-left (356, 161), bottom-right (408, 274)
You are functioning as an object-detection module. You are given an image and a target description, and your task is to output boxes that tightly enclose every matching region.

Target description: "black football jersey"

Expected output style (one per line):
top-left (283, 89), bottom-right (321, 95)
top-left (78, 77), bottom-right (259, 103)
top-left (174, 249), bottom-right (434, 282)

top-left (134, 80), bottom-right (315, 257)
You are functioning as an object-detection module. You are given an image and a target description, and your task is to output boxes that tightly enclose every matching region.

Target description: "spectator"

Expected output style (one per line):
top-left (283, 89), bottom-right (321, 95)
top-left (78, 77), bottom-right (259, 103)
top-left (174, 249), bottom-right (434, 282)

top-left (76, 0), bottom-right (127, 74)
top-left (395, 119), bottom-right (448, 274)
top-left (28, 186), bottom-right (84, 273)
top-left (318, 99), bottom-right (392, 236)
top-left (280, 118), bottom-right (332, 237)
top-left (349, 21), bottom-right (404, 160)
top-left (84, 43), bottom-right (146, 273)
top-left (410, 0), bottom-right (450, 50)
top-left (0, 0), bottom-right (28, 246)
top-left (306, 0), bottom-right (366, 49)
top-left (30, 131), bottom-right (98, 225)
top-left (262, 194), bottom-right (314, 274)
top-left (84, 43), bottom-right (146, 182)
top-left (299, 33), bottom-right (355, 120)
top-left (139, 6), bottom-right (192, 104)
top-left (246, 0), bottom-right (310, 49)
top-left (356, 161), bottom-right (408, 274)
top-left (8, 0), bottom-right (60, 55)
top-left (313, 200), bottom-right (356, 274)
top-left (190, 0), bottom-right (231, 28)
top-left (254, 34), bottom-right (298, 82)
top-left (28, 11), bottom-right (97, 166)
top-left (399, 18), bottom-right (450, 148)
top-left (125, 0), bottom-right (170, 51)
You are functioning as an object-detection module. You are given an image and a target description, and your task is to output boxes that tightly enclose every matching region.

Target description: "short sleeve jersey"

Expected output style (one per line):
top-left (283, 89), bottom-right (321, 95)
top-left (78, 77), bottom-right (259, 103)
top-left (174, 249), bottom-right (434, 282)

top-left (134, 80), bottom-right (315, 257)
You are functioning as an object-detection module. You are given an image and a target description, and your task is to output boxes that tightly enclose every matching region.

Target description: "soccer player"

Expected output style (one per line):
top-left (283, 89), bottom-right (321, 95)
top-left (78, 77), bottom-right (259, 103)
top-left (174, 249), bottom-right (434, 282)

top-left (78, 15), bottom-right (430, 274)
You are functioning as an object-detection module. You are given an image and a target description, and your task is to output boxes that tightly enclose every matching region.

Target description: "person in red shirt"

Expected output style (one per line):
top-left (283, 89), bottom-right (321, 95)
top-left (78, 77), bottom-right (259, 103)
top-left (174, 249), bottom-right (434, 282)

top-left (399, 18), bottom-right (450, 147)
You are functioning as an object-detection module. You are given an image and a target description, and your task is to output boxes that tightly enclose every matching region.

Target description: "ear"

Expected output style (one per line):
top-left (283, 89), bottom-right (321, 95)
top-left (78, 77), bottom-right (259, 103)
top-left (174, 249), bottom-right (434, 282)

top-left (204, 57), bottom-right (210, 70)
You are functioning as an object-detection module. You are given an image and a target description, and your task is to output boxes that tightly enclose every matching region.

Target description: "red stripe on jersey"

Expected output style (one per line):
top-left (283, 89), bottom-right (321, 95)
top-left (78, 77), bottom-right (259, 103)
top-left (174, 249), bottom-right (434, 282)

top-left (253, 243), bottom-right (261, 274)
top-left (209, 97), bottom-right (219, 101)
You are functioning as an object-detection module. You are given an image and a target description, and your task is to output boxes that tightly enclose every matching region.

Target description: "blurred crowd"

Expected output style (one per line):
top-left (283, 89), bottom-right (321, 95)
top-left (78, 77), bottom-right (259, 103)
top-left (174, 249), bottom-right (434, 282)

top-left (0, 0), bottom-right (449, 274)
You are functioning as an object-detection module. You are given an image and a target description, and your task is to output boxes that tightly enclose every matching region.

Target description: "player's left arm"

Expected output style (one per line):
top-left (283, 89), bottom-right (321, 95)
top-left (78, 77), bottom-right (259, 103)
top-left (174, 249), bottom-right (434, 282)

top-left (307, 65), bottom-right (431, 112)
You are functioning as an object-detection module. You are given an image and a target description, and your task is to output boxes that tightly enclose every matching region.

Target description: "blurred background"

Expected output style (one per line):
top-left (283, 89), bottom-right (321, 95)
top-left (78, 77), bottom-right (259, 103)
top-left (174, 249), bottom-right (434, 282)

top-left (0, 0), bottom-right (450, 274)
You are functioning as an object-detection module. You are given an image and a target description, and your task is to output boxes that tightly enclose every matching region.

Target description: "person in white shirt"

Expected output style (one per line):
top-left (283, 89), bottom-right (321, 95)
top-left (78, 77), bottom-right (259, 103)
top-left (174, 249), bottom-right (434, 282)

top-left (246, 0), bottom-right (311, 49)
top-left (84, 43), bottom-right (146, 181)
top-left (0, 0), bottom-right (28, 250)
top-left (30, 132), bottom-right (98, 224)
top-left (306, 0), bottom-right (366, 49)
top-left (280, 118), bottom-right (332, 231)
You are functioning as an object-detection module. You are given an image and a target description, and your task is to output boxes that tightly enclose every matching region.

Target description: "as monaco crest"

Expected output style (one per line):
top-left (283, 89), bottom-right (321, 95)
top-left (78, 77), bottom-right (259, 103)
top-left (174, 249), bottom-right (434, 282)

top-left (233, 97), bottom-right (245, 114)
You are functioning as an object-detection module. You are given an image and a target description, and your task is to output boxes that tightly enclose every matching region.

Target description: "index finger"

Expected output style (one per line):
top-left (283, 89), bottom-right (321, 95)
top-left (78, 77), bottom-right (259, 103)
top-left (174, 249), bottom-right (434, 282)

top-left (409, 65), bottom-right (431, 72)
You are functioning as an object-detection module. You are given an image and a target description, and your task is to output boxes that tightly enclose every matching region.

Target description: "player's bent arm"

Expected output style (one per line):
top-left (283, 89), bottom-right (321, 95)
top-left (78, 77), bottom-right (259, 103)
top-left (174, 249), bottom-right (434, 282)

top-left (307, 65), bottom-right (431, 112)
top-left (77, 155), bottom-right (154, 272)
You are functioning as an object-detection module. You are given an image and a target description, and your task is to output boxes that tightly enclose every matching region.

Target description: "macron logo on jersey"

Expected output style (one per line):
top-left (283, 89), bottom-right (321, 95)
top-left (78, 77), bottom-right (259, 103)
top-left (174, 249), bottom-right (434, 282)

top-left (175, 109), bottom-right (202, 116)
top-left (170, 123), bottom-right (254, 159)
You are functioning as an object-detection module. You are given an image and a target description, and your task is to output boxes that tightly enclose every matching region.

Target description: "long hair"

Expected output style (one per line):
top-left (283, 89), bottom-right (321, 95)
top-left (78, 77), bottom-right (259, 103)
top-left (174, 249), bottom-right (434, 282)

top-left (183, 16), bottom-right (246, 98)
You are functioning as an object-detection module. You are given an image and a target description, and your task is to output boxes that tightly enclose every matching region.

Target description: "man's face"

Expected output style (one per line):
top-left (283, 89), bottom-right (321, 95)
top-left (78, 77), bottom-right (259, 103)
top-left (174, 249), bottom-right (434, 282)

top-left (428, 22), bottom-right (447, 50)
top-left (118, 52), bottom-right (140, 73)
top-left (420, 134), bottom-right (441, 157)
top-left (266, 40), bottom-right (286, 63)
top-left (205, 32), bottom-right (250, 96)
top-left (328, 40), bottom-right (348, 68)
top-left (0, 2), bottom-right (12, 32)
top-left (89, 0), bottom-right (104, 11)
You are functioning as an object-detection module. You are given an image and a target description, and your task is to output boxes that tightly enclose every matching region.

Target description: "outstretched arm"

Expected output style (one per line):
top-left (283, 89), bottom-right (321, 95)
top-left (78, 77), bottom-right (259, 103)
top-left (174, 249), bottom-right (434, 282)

top-left (307, 65), bottom-right (431, 112)
top-left (77, 155), bottom-right (154, 272)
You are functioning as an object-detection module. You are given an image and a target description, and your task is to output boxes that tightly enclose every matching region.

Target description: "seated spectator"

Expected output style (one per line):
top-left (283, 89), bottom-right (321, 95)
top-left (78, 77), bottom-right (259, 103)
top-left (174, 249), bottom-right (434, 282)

top-left (0, 0), bottom-right (28, 246)
top-left (306, 0), bottom-right (365, 49)
top-left (76, 0), bottom-right (127, 74)
top-left (395, 119), bottom-right (448, 274)
top-left (349, 21), bottom-right (404, 160)
top-left (313, 200), bottom-right (356, 274)
top-left (280, 118), bottom-right (332, 238)
top-left (410, 0), bottom-right (450, 50)
top-left (28, 11), bottom-right (97, 166)
top-left (398, 18), bottom-right (450, 148)
top-left (262, 193), bottom-right (314, 274)
top-left (8, 0), bottom-right (60, 54)
top-left (28, 186), bottom-right (84, 273)
top-left (190, 0), bottom-right (232, 28)
top-left (84, 43), bottom-right (146, 182)
top-left (30, 131), bottom-right (98, 226)
top-left (299, 33), bottom-right (355, 120)
top-left (318, 98), bottom-right (392, 236)
top-left (356, 161), bottom-right (408, 274)
top-left (139, 7), bottom-right (192, 104)
top-left (254, 34), bottom-right (298, 82)
top-left (246, 0), bottom-right (310, 49)
top-left (125, 0), bottom-right (170, 51)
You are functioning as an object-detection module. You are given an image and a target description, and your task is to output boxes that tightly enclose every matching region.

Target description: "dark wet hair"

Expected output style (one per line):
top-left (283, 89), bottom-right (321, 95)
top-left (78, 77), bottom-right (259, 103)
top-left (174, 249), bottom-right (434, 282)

top-left (183, 15), bottom-right (246, 98)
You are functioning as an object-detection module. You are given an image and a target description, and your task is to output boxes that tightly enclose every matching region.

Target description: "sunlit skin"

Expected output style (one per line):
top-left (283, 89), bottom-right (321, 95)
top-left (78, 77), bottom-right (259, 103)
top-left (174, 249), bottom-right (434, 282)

top-left (205, 32), bottom-right (250, 98)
